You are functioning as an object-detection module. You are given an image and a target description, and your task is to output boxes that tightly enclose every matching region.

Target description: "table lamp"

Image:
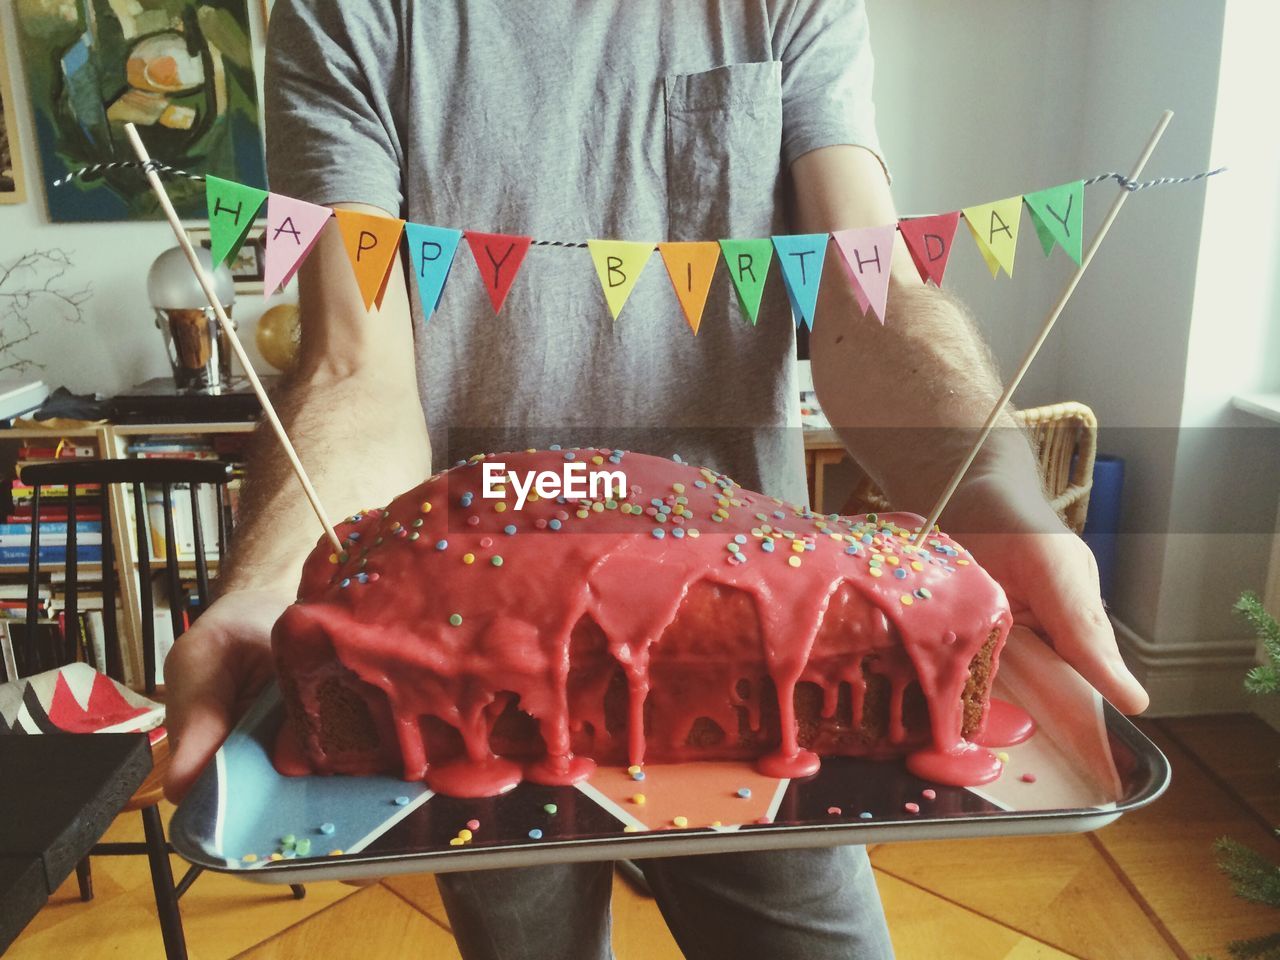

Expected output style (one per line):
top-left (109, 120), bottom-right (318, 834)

top-left (147, 246), bottom-right (236, 393)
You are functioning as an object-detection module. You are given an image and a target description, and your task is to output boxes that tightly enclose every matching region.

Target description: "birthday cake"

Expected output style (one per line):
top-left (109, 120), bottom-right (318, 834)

top-left (271, 449), bottom-right (1014, 797)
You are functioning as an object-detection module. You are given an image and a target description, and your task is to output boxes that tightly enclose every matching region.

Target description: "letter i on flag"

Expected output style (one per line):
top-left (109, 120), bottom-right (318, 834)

top-left (465, 232), bottom-right (533, 314)
top-left (333, 209), bottom-right (407, 310)
top-left (718, 239), bottom-right (774, 325)
top-left (657, 242), bottom-right (720, 335)
top-left (587, 240), bottom-right (655, 322)
top-left (1023, 180), bottom-right (1084, 265)
top-left (831, 225), bottom-right (895, 324)
top-left (962, 196), bottom-right (1023, 278)
top-left (898, 211), bottom-right (960, 287)
top-left (205, 175), bottom-right (268, 266)
top-left (404, 223), bottom-right (462, 322)
top-left (262, 194), bottom-right (332, 294)
top-left (771, 234), bottom-right (829, 329)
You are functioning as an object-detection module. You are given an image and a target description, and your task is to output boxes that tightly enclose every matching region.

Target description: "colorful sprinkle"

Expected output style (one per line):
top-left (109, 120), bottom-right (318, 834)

top-left (788, 556), bottom-right (801, 568)
top-left (632, 793), bottom-right (646, 805)
top-left (295, 838), bottom-right (312, 856)
top-left (435, 539), bottom-right (448, 550)
top-left (627, 765), bottom-right (642, 775)
top-left (543, 803), bottom-right (558, 815)
top-left (503, 524), bottom-right (517, 535)
top-left (449, 837), bottom-right (465, 846)
top-left (319, 822), bottom-right (336, 836)
top-left (904, 802), bottom-right (921, 814)
top-left (623, 825), bottom-right (641, 833)
top-left (394, 796), bottom-right (410, 806)
top-left (466, 819), bottom-right (480, 831)
top-left (449, 613), bottom-right (463, 626)
top-left (736, 787), bottom-right (752, 799)
top-left (549, 519), bottom-right (562, 530)
top-left (827, 806), bottom-right (842, 815)
top-left (242, 853), bottom-right (258, 863)
top-left (652, 528), bottom-right (666, 539)
top-left (457, 829), bottom-right (473, 841)
top-left (997, 751), bottom-right (1010, 764)
top-left (1020, 773), bottom-right (1037, 783)
top-left (528, 828), bottom-right (543, 840)
top-left (672, 816), bottom-right (689, 828)
top-left (328, 849), bottom-right (343, 856)
top-left (900, 595), bottom-right (914, 606)
top-left (922, 789), bottom-right (937, 800)
top-left (463, 553), bottom-right (476, 565)
top-left (858, 812), bottom-right (873, 820)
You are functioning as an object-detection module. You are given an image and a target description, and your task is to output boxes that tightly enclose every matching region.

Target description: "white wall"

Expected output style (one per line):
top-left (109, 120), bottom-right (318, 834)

top-left (0, 0), bottom-right (278, 396)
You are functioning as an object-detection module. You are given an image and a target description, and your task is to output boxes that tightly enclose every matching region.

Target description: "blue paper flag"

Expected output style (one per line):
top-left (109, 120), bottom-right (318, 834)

top-left (771, 234), bottom-right (829, 329)
top-left (404, 222), bottom-right (463, 320)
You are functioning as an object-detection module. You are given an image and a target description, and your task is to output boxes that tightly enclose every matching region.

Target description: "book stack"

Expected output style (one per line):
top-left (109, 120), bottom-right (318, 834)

top-left (5, 441), bottom-right (104, 567)
top-left (126, 435), bottom-right (245, 561)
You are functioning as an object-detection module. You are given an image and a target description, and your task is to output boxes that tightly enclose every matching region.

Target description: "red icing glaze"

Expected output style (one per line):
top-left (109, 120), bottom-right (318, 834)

top-left (973, 697), bottom-right (1036, 748)
top-left (272, 449), bottom-right (1013, 795)
top-left (905, 740), bottom-right (1002, 786)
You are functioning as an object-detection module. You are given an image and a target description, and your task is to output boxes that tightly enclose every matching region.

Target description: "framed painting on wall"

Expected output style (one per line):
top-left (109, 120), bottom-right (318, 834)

top-left (0, 23), bottom-right (27, 204)
top-left (14, 0), bottom-right (266, 223)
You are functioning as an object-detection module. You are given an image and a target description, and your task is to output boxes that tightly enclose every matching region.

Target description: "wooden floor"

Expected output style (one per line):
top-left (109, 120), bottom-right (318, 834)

top-left (9, 714), bottom-right (1279, 960)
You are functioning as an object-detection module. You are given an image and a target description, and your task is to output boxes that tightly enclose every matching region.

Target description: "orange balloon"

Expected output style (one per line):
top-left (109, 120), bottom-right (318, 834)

top-left (255, 304), bottom-right (300, 371)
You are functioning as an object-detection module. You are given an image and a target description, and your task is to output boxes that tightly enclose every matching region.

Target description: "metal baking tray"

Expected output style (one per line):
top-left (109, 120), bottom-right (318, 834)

top-left (169, 629), bottom-right (1170, 884)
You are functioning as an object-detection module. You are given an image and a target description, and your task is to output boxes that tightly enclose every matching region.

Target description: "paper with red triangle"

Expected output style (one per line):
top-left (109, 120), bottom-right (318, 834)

top-left (586, 240), bottom-right (655, 322)
top-left (263, 194), bottom-right (333, 294)
top-left (831, 225), bottom-right (895, 324)
top-left (962, 196), bottom-right (1023, 278)
top-left (898, 211), bottom-right (961, 287)
top-left (333, 208), bottom-right (407, 310)
top-left (1023, 180), bottom-right (1084, 264)
top-left (205, 174), bottom-right (268, 266)
top-left (465, 232), bottom-right (533, 314)
top-left (658, 242), bottom-right (720, 334)
top-left (718, 238), bottom-right (774, 325)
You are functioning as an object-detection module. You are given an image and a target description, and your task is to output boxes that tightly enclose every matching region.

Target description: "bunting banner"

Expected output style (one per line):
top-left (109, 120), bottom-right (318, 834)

top-left (205, 174), bottom-right (268, 267)
top-left (832, 225), bottom-right (895, 324)
top-left (465, 231), bottom-right (533, 314)
top-left (962, 195), bottom-right (1023, 278)
top-left (404, 223), bottom-right (463, 321)
top-left (771, 234), bottom-right (829, 330)
top-left (1024, 180), bottom-right (1084, 265)
top-left (587, 240), bottom-right (655, 322)
top-left (657, 242), bottom-right (720, 335)
top-left (898, 211), bottom-right (961, 287)
top-left (263, 194), bottom-right (332, 295)
top-left (718, 238), bottom-right (774, 326)
top-left (333, 209), bottom-right (407, 310)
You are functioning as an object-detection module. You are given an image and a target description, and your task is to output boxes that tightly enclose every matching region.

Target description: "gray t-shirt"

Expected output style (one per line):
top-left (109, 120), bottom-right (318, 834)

top-left (265, 0), bottom-right (884, 505)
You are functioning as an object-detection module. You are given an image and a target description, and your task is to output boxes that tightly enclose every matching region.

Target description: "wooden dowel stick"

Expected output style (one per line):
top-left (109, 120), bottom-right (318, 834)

top-left (123, 123), bottom-right (344, 555)
top-left (912, 109), bottom-right (1174, 546)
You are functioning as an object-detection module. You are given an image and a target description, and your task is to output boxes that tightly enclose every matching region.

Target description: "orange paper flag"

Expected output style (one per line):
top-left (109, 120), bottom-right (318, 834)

top-left (657, 242), bottom-right (720, 334)
top-left (334, 209), bottom-right (406, 310)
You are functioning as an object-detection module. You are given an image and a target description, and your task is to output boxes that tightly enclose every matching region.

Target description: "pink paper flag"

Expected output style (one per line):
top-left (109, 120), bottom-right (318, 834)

top-left (831, 225), bottom-right (896, 324)
top-left (263, 194), bottom-right (333, 295)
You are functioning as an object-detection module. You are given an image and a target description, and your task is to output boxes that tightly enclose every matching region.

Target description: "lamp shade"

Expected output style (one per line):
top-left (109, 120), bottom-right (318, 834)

top-left (147, 246), bottom-right (235, 310)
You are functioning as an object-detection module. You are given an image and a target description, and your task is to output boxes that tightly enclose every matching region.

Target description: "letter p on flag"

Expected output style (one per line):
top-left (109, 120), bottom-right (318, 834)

top-left (334, 209), bottom-right (407, 310)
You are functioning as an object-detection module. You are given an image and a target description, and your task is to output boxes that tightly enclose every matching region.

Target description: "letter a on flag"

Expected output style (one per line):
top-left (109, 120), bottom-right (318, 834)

top-left (263, 194), bottom-right (332, 294)
top-left (1023, 180), bottom-right (1084, 265)
top-left (465, 232), bottom-right (533, 314)
top-left (772, 234), bottom-right (829, 329)
top-left (898, 211), bottom-right (960, 287)
top-left (404, 223), bottom-right (462, 322)
top-left (586, 240), bottom-right (655, 322)
top-left (718, 239), bottom-right (774, 325)
top-left (657, 242), bottom-right (720, 335)
top-left (831, 225), bottom-right (895, 324)
top-left (205, 175), bottom-right (267, 267)
top-left (333, 208), bottom-right (406, 310)
top-left (962, 196), bottom-right (1022, 278)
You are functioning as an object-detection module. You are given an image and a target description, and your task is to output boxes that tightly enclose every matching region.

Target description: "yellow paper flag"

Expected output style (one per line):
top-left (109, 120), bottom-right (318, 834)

top-left (657, 242), bottom-right (720, 335)
top-left (587, 240), bottom-right (655, 321)
top-left (962, 196), bottom-right (1023, 278)
top-left (334, 209), bottom-right (406, 309)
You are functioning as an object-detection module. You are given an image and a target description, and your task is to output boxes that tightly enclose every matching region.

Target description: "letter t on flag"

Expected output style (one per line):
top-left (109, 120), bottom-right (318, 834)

top-left (404, 223), bottom-right (462, 323)
top-left (263, 194), bottom-right (332, 295)
top-left (205, 174), bottom-right (268, 266)
top-left (771, 234), bottom-right (829, 329)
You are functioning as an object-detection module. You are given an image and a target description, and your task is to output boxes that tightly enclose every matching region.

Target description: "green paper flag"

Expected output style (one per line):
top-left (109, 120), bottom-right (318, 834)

top-left (1023, 180), bottom-right (1084, 264)
top-left (718, 238), bottom-right (774, 325)
top-left (205, 175), bottom-right (268, 266)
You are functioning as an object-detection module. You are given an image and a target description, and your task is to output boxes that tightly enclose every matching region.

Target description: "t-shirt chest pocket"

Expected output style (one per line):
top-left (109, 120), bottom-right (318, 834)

top-left (663, 61), bottom-right (783, 240)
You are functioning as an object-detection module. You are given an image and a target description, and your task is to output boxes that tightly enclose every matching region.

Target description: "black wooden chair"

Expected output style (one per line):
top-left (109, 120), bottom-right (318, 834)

top-left (21, 459), bottom-right (303, 960)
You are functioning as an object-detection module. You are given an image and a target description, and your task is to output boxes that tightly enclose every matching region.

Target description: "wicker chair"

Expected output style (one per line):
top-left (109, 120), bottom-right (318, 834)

top-left (843, 401), bottom-right (1098, 534)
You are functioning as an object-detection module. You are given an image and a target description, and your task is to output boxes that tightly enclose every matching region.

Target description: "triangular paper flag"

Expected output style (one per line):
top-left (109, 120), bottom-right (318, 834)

top-left (404, 222), bottom-right (462, 321)
top-left (658, 242), bottom-right (720, 335)
top-left (587, 240), bottom-right (655, 322)
top-left (333, 209), bottom-right (406, 310)
top-left (1023, 180), bottom-right (1084, 264)
top-left (831, 225), bottom-right (895, 324)
top-left (898, 211), bottom-right (961, 287)
top-left (718, 239), bottom-right (774, 325)
top-left (205, 175), bottom-right (267, 266)
top-left (962, 196), bottom-right (1023, 278)
top-left (771, 234), bottom-right (829, 329)
top-left (263, 194), bottom-right (332, 294)
top-left (465, 232), bottom-right (533, 314)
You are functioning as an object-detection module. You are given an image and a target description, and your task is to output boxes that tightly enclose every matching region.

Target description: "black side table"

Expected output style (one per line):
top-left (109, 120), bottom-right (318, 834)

top-left (0, 734), bottom-right (151, 953)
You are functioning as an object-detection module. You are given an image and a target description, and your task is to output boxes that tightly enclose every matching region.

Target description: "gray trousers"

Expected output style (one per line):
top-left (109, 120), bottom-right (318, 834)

top-left (437, 845), bottom-right (894, 960)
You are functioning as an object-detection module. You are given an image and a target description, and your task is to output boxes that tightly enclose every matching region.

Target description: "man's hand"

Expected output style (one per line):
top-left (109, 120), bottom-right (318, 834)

top-left (162, 589), bottom-right (293, 802)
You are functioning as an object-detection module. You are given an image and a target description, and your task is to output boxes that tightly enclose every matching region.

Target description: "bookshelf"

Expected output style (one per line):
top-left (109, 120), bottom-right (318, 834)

top-left (0, 421), bottom-right (253, 689)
